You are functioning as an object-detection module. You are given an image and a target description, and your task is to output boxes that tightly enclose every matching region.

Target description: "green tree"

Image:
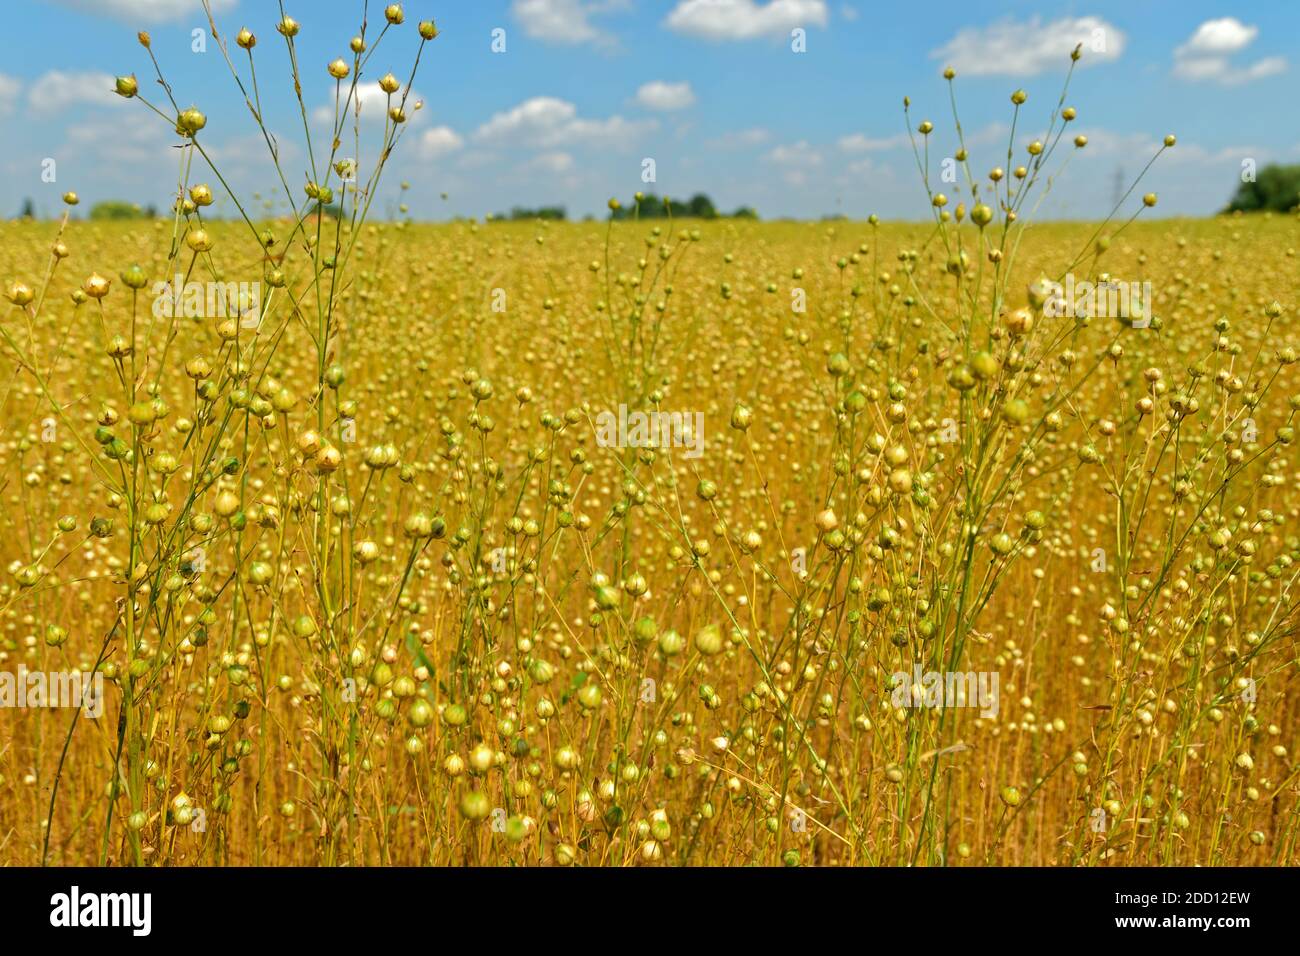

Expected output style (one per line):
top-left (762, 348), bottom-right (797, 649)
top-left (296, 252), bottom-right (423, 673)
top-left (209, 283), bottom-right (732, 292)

top-left (490, 206), bottom-right (568, 221)
top-left (610, 192), bottom-right (754, 220)
top-left (686, 193), bottom-right (718, 219)
top-left (1224, 163), bottom-right (1300, 213)
top-left (89, 200), bottom-right (148, 221)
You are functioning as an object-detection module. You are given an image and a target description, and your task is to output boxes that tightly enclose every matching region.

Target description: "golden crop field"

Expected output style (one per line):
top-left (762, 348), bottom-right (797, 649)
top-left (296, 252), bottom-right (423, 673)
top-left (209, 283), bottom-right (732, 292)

top-left (2, 5), bottom-right (1298, 870)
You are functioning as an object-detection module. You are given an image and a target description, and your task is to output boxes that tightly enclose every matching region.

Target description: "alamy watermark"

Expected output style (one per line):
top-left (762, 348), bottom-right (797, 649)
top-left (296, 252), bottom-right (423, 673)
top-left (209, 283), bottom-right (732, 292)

top-left (50, 886), bottom-right (151, 936)
top-left (595, 404), bottom-right (704, 459)
top-left (891, 664), bottom-right (999, 718)
top-left (151, 274), bottom-right (262, 327)
top-left (0, 666), bottom-right (104, 717)
top-left (1044, 273), bottom-right (1152, 327)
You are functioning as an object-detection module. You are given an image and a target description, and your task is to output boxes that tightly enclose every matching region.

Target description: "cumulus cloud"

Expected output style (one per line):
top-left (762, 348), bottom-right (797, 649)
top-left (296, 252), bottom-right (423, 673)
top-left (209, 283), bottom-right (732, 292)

top-left (635, 81), bottom-right (696, 111)
top-left (759, 140), bottom-right (821, 187)
top-left (838, 132), bottom-right (908, 152)
top-left (838, 156), bottom-right (896, 187)
top-left (312, 83), bottom-right (425, 126)
top-left (765, 141), bottom-right (822, 166)
top-left (418, 127), bottom-right (464, 160)
top-left (0, 74), bottom-right (21, 117)
top-left (203, 132), bottom-right (299, 167)
top-left (65, 117), bottom-right (172, 165)
top-left (930, 16), bottom-right (1124, 76)
top-left (44, 0), bottom-right (236, 21)
top-left (528, 152), bottom-right (576, 174)
top-left (1174, 56), bottom-right (1285, 84)
top-left (707, 127), bottom-right (771, 149)
top-left (474, 96), bottom-right (656, 150)
top-left (1054, 127), bottom-right (1258, 174)
top-left (1173, 18), bottom-right (1286, 85)
top-left (27, 71), bottom-right (122, 112)
top-left (511, 0), bottom-right (626, 47)
top-left (1176, 17), bottom-right (1258, 56)
top-left (665, 0), bottom-right (828, 41)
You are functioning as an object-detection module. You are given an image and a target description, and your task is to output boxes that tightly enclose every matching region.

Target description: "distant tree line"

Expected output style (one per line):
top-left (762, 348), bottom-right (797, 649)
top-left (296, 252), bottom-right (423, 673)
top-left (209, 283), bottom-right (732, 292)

top-left (611, 192), bottom-right (757, 221)
top-left (490, 205), bottom-right (568, 221)
top-left (89, 200), bottom-right (158, 220)
top-left (1223, 163), bottom-right (1300, 213)
top-left (16, 198), bottom-right (159, 220)
top-left (489, 193), bottom-right (758, 223)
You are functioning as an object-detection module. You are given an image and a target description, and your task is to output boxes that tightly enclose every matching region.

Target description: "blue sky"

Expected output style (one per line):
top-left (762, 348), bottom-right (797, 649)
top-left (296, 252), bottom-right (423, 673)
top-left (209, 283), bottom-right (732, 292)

top-left (0, 0), bottom-right (1295, 221)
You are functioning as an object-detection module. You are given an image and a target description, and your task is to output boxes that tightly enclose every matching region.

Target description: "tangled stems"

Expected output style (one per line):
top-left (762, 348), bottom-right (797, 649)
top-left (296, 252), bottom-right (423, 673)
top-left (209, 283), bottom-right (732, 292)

top-left (5, 25), bottom-right (1299, 868)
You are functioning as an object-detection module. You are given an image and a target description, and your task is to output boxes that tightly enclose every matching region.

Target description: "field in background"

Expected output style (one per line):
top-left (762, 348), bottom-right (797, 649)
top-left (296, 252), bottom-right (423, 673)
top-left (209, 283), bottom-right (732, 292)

top-left (1, 214), bottom-right (1298, 866)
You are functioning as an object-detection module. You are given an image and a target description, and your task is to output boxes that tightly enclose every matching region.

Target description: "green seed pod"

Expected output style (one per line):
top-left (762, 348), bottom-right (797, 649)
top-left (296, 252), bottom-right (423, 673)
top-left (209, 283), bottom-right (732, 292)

top-left (593, 585), bottom-right (620, 610)
top-left (176, 106), bottom-right (207, 135)
top-left (120, 265), bottom-right (149, 290)
top-left (971, 351), bottom-right (999, 379)
top-left (458, 790), bottom-right (491, 820)
top-left (529, 659), bottom-right (555, 684)
top-left (633, 615), bottom-right (657, 645)
top-left (658, 629), bottom-right (685, 656)
top-left (577, 683), bottom-right (602, 709)
top-left (695, 624), bottom-right (724, 655)
top-left (407, 698), bottom-right (434, 728)
top-left (947, 365), bottom-right (976, 391)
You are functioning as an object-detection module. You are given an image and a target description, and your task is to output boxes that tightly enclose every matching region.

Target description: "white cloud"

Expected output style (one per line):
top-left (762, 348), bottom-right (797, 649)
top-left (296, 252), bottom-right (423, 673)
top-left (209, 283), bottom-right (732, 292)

top-left (1058, 127), bottom-right (1256, 168)
top-left (313, 83), bottom-right (425, 126)
top-left (1176, 17), bottom-right (1257, 56)
top-left (511, 0), bottom-right (625, 47)
top-left (1173, 19), bottom-right (1285, 85)
top-left (1173, 56), bottom-right (1286, 84)
top-left (204, 132), bottom-right (299, 167)
top-left (418, 127), bottom-right (464, 160)
top-left (0, 74), bottom-right (21, 117)
top-left (963, 121), bottom-right (1012, 148)
top-left (839, 132), bottom-right (908, 152)
top-left (456, 151), bottom-right (499, 170)
top-left (474, 96), bottom-right (656, 150)
top-left (1231, 56), bottom-right (1286, 82)
top-left (1065, 127), bottom-right (1163, 157)
top-left (528, 152), bottom-right (576, 174)
top-left (930, 16), bottom-right (1124, 76)
top-left (44, 0), bottom-right (237, 21)
top-left (839, 156), bottom-right (895, 185)
top-left (665, 0), bottom-right (829, 41)
top-left (840, 4), bottom-right (858, 22)
top-left (766, 141), bottom-right (822, 166)
top-left (28, 71), bottom-right (122, 112)
top-left (65, 117), bottom-right (171, 164)
top-left (707, 127), bottom-right (771, 149)
top-left (635, 81), bottom-right (696, 111)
